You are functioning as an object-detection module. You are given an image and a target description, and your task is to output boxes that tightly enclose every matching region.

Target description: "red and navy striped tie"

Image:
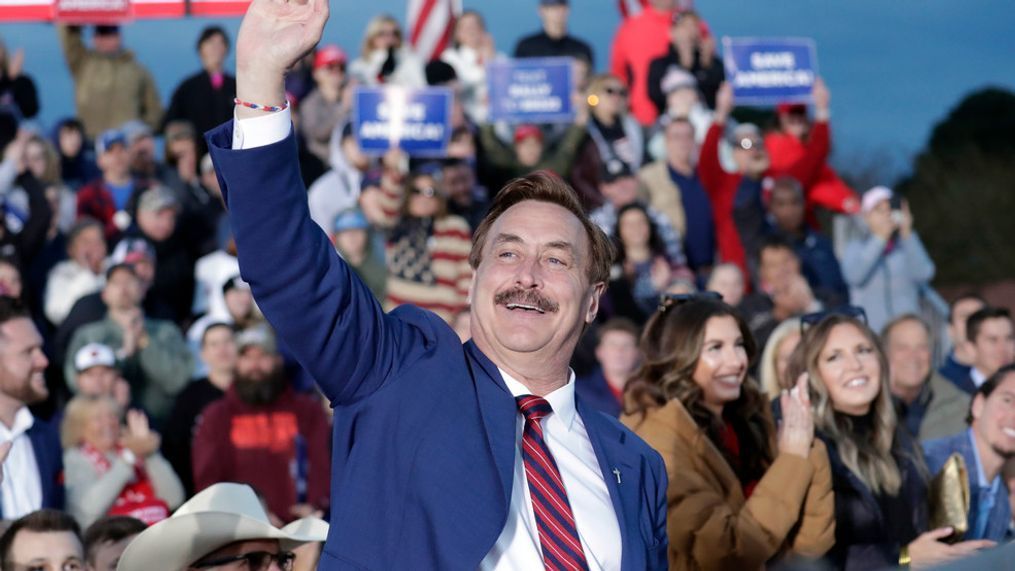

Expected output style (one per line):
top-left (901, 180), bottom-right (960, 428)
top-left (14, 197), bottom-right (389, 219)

top-left (516, 395), bottom-right (590, 571)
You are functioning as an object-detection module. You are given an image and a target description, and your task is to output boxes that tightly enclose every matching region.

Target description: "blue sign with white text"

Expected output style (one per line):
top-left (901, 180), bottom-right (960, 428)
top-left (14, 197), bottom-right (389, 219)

top-left (487, 57), bottom-right (574, 123)
top-left (353, 87), bottom-right (452, 157)
top-left (722, 37), bottom-right (818, 105)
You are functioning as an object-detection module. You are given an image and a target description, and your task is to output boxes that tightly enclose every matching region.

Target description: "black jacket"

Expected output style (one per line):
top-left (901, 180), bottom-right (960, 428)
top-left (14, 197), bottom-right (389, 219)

top-left (513, 31), bottom-right (594, 66)
top-left (0, 72), bottom-right (39, 119)
top-left (820, 426), bottom-right (930, 570)
top-left (646, 45), bottom-right (725, 112)
top-left (161, 70), bottom-right (236, 139)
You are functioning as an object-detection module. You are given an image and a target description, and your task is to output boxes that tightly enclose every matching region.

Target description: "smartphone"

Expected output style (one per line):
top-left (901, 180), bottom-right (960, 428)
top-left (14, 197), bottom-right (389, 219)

top-left (889, 193), bottom-right (904, 224)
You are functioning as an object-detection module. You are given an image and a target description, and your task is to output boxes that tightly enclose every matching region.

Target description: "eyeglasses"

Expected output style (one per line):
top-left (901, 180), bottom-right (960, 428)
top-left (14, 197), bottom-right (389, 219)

top-left (192, 551), bottom-right (296, 571)
top-left (657, 290), bottom-right (723, 313)
top-left (737, 137), bottom-right (763, 151)
top-left (800, 305), bottom-right (868, 333)
top-left (603, 86), bottom-right (628, 97)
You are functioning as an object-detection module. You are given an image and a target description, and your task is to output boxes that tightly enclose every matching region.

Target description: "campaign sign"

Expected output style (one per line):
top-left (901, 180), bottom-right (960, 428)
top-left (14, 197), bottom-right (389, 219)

top-left (722, 37), bottom-right (818, 105)
top-left (54, 0), bottom-right (131, 23)
top-left (353, 87), bottom-right (452, 157)
top-left (487, 57), bottom-right (574, 123)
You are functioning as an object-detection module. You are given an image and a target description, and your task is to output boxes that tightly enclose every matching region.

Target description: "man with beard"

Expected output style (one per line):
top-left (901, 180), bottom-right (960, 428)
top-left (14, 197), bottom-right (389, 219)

top-left (924, 364), bottom-right (1015, 541)
top-left (191, 327), bottom-right (330, 524)
top-left (0, 296), bottom-right (64, 518)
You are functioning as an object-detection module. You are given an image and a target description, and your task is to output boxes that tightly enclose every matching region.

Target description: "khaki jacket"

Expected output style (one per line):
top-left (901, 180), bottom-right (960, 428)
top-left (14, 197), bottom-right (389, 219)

top-left (623, 399), bottom-right (835, 570)
top-left (638, 160), bottom-right (686, 238)
top-left (918, 372), bottom-right (971, 442)
top-left (58, 25), bottom-right (163, 138)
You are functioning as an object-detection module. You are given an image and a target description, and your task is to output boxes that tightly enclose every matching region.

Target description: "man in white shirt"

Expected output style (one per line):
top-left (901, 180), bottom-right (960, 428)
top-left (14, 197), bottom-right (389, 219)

top-left (960, 307), bottom-right (1015, 395)
top-left (0, 297), bottom-right (64, 519)
top-left (201, 0), bottom-right (669, 568)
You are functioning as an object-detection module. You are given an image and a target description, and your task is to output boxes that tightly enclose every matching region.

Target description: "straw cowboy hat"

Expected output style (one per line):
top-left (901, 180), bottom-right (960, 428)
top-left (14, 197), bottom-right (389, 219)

top-left (117, 483), bottom-right (328, 571)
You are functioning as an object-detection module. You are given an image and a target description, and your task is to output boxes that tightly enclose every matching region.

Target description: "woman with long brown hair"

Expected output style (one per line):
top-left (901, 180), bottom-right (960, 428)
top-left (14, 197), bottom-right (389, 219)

top-left (623, 295), bottom-right (834, 569)
top-left (789, 313), bottom-right (994, 569)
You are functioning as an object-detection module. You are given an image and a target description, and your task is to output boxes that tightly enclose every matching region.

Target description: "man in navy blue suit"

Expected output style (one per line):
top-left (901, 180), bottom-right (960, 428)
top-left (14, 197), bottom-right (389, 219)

top-left (0, 297), bottom-right (64, 518)
top-left (202, 0), bottom-right (668, 568)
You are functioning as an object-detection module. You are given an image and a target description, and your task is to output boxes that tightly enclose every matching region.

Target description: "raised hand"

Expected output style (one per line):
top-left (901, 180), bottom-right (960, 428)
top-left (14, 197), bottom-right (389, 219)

top-left (714, 82), bottom-right (733, 124)
top-left (235, 0), bottom-right (330, 117)
top-left (777, 373), bottom-right (814, 458)
top-left (812, 77), bottom-right (830, 120)
top-left (120, 409), bottom-right (161, 458)
top-left (7, 49), bottom-right (24, 80)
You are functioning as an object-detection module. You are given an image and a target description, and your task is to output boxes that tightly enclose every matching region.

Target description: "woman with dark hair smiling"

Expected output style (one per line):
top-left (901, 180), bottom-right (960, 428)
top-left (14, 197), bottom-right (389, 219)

top-left (623, 295), bottom-right (834, 569)
top-left (606, 202), bottom-right (673, 324)
top-left (788, 313), bottom-right (995, 569)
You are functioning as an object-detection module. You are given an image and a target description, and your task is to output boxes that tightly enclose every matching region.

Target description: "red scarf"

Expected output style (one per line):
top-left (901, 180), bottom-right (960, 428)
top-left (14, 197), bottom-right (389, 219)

top-left (718, 423), bottom-right (759, 499)
top-left (80, 444), bottom-right (169, 525)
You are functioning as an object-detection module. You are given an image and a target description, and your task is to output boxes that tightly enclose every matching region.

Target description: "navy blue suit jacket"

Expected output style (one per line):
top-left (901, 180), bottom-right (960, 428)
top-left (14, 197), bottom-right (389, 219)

top-left (28, 415), bottom-right (64, 511)
top-left (207, 123), bottom-right (668, 570)
top-left (923, 430), bottom-right (1012, 542)
top-left (575, 368), bottom-right (623, 418)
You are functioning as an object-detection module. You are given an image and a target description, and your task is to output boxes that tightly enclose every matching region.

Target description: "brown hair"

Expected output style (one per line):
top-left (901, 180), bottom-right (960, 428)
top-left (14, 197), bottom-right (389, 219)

top-left (788, 314), bottom-right (902, 495)
top-left (400, 171), bottom-right (447, 219)
top-left (626, 298), bottom-right (772, 486)
top-left (83, 516), bottom-right (146, 565)
top-left (0, 510), bottom-right (82, 568)
top-left (469, 171), bottom-right (614, 285)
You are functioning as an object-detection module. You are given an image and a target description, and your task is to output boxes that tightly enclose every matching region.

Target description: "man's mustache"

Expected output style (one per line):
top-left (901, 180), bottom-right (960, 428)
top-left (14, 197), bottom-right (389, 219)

top-left (493, 288), bottom-right (559, 313)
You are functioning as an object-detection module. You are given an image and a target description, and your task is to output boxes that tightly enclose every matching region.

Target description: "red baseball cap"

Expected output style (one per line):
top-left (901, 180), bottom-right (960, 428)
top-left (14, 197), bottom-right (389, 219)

top-left (314, 45), bottom-right (347, 70)
top-left (513, 125), bottom-right (543, 144)
top-left (776, 102), bottom-right (808, 116)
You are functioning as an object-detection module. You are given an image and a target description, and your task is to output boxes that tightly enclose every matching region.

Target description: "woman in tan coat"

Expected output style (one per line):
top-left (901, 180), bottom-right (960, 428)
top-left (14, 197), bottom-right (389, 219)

top-left (622, 295), bottom-right (834, 570)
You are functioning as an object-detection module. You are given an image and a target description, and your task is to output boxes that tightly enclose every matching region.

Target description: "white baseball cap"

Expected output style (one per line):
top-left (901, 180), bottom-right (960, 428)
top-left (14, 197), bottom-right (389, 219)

top-left (74, 343), bottom-right (116, 372)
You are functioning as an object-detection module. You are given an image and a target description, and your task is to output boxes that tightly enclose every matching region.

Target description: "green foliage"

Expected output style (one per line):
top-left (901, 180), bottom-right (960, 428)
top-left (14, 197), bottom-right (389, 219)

top-left (896, 87), bottom-right (1015, 286)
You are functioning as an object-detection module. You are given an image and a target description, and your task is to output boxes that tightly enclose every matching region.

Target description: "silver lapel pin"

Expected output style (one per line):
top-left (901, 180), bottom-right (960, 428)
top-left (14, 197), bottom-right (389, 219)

top-left (612, 467), bottom-right (621, 484)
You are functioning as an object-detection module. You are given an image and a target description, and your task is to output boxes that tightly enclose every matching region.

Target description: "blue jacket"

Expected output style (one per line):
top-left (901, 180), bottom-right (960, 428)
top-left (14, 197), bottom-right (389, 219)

top-left (27, 415), bottom-right (65, 512)
top-left (841, 232), bottom-right (935, 333)
top-left (575, 368), bottom-right (623, 418)
top-left (923, 430), bottom-right (1012, 542)
top-left (207, 123), bottom-right (669, 570)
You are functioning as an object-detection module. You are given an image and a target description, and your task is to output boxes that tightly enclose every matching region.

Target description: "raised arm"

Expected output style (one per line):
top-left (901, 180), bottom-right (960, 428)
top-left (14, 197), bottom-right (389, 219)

top-left (208, 0), bottom-right (423, 404)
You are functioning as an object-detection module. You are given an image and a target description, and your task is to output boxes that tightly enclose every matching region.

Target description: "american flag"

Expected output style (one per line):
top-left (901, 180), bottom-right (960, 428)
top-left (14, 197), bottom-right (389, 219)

top-left (407, 0), bottom-right (462, 62)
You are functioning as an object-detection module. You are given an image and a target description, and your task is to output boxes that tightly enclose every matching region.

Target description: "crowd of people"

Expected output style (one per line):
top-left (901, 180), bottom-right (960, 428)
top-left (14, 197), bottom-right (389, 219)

top-left (0, 0), bottom-right (1012, 569)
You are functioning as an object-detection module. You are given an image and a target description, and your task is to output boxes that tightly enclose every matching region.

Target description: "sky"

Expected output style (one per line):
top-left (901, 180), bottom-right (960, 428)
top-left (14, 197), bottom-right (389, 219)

top-left (2, 0), bottom-right (1013, 179)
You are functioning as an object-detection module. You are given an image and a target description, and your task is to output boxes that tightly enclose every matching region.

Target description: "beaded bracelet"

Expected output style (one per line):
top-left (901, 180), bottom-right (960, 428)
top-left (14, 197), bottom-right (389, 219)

top-left (234, 97), bottom-right (289, 113)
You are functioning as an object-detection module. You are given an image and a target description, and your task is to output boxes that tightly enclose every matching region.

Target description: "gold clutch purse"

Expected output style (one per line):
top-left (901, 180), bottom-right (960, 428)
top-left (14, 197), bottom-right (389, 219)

top-left (928, 452), bottom-right (971, 542)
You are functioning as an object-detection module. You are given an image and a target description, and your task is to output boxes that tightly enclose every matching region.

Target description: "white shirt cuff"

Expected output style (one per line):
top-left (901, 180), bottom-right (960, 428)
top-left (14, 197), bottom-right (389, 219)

top-left (232, 107), bottom-right (293, 150)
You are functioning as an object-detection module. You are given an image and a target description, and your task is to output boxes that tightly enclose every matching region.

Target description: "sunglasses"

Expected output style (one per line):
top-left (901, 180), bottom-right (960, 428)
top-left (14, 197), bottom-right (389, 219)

top-left (657, 290), bottom-right (723, 313)
top-left (193, 551), bottom-right (296, 571)
top-left (800, 305), bottom-right (868, 333)
top-left (737, 137), bottom-right (763, 151)
top-left (603, 86), bottom-right (628, 97)
top-left (411, 186), bottom-right (438, 198)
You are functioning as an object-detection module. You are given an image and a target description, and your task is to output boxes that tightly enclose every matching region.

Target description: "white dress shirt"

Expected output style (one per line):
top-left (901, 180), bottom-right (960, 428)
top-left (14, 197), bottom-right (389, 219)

top-left (480, 369), bottom-right (622, 571)
top-left (0, 407), bottom-right (43, 519)
top-left (232, 109), bottom-right (623, 568)
top-left (972, 367), bottom-right (988, 388)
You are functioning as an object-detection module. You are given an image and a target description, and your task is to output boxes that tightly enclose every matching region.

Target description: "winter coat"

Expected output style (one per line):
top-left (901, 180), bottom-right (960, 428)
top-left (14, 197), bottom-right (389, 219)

top-left (623, 398), bottom-right (835, 570)
top-left (57, 25), bottom-right (162, 138)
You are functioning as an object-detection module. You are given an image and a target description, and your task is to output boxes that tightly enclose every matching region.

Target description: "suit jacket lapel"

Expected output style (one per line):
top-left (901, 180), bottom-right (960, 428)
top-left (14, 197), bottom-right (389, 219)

top-left (465, 341), bottom-right (517, 507)
top-left (578, 398), bottom-right (642, 571)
